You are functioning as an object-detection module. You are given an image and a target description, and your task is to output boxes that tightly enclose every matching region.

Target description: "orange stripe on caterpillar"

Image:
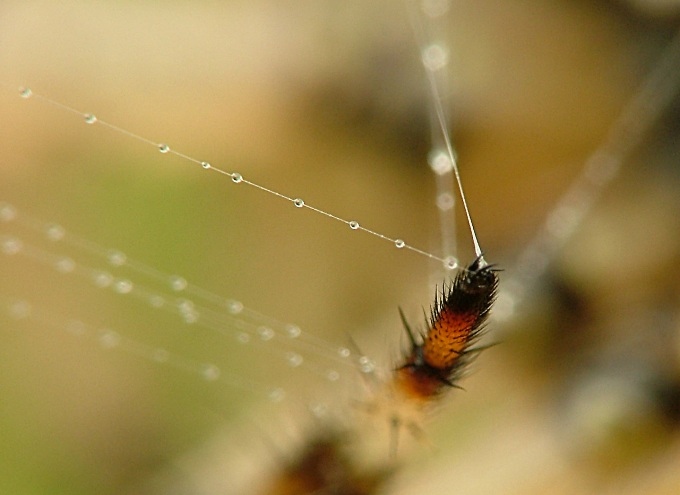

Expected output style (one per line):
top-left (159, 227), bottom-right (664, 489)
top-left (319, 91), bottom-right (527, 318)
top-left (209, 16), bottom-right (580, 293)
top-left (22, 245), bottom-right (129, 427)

top-left (395, 257), bottom-right (499, 401)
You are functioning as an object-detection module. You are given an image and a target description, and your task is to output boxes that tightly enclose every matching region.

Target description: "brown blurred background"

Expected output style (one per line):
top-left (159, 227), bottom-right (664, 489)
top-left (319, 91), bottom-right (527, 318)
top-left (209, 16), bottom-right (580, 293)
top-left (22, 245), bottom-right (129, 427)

top-left (1, 1), bottom-right (680, 494)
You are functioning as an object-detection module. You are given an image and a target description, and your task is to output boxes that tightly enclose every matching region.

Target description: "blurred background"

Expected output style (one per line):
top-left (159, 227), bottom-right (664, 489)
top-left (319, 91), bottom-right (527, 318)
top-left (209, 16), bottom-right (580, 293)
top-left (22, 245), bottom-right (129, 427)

top-left (1, 1), bottom-right (680, 494)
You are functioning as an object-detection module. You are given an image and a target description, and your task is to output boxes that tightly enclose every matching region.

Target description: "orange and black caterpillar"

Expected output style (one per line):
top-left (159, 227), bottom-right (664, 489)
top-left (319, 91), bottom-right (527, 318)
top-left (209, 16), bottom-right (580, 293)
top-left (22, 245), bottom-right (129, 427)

top-left (262, 258), bottom-right (498, 493)
top-left (395, 256), bottom-right (499, 402)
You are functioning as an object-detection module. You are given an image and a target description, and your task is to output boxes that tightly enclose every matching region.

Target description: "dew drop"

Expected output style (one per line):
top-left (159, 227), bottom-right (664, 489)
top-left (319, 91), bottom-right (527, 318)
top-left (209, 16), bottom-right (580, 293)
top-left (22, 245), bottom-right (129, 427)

top-left (0, 203), bottom-right (17, 222)
top-left (55, 257), bottom-right (75, 273)
top-left (202, 364), bottom-right (220, 381)
top-left (201, 161), bottom-right (211, 169)
top-left (326, 370), bottom-right (340, 382)
top-left (293, 198), bottom-right (304, 208)
top-left (158, 143), bottom-right (170, 153)
top-left (310, 402), bottom-right (328, 418)
top-left (286, 352), bottom-right (304, 367)
top-left (359, 355), bottom-right (376, 374)
top-left (182, 311), bottom-right (199, 324)
top-left (19, 87), bottom-right (32, 99)
top-left (99, 330), bottom-right (121, 348)
top-left (8, 300), bottom-right (31, 320)
top-left (349, 220), bottom-right (360, 230)
top-left (257, 326), bottom-right (274, 341)
top-left (286, 324), bottom-right (301, 338)
top-left (269, 387), bottom-right (285, 402)
top-left (169, 275), bottom-right (187, 291)
top-left (1, 237), bottom-right (22, 255)
top-left (177, 299), bottom-right (196, 313)
top-left (421, 43), bottom-right (449, 71)
top-left (231, 173), bottom-right (243, 183)
top-left (236, 332), bottom-right (250, 344)
top-left (45, 223), bottom-right (65, 241)
top-left (107, 250), bottom-right (127, 266)
top-left (93, 271), bottom-right (113, 288)
top-left (444, 255), bottom-right (458, 270)
top-left (227, 300), bottom-right (243, 314)
top-left (84, 113), bottom-right (97, 124)
top-left (395, 239), bottom-right (406, 249)
top-left (338, 347), bottom-right (351, 358)
top-left (436, 192), bottom-right (455, 211)
top-left (113, 279), bottom-right (133, 294)
top-left (428, 149), bottom-right (453, 175)
top-left (180, 308), bottom-right (199, 323)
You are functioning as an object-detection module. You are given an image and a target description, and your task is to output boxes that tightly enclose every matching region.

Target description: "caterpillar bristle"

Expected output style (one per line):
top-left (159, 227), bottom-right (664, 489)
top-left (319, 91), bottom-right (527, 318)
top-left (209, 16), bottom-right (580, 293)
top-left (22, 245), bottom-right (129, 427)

top-left (395, 257), bottom-right (499, 402)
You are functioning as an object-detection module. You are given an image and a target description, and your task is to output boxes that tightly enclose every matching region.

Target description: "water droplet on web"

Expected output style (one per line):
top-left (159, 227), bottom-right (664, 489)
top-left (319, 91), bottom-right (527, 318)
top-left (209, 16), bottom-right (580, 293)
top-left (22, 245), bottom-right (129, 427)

top-left (201, 364), bottom-right (220, 381)
top-left (429, 149), bottom-right (453, 175)
top-left (231, 173), bottom-right (243, 184)
top-left (45, 223), bottom-right (65, 241)
top-left (338, 347), bottom-right (351, 358)
top-left (19, 87), bottom-right (32, 99)
top-left (286, 352), bottom-right (304, 367)
top-left (359, 356), bottom-right (376, 374)
top-left (107, 250), bottom-right (127, 266)
top-left (326, 370), bottom-right (340, 382)
top-left (55, 257), bottom-right (75, 273)
top-left (8, 300), bottom-right (31, 320)
top-left (169, 276), bottom-right (187, 291)
top-left (177, 299), bottom-right (194, 312)
top-left (236, 332), bottom-right (250, 344)
top-left (257, 326), bottom-right (274, 341)
top-left (310, 402), bottom-right (328, 418)
top-left (201, 161), bottom-right (211, 169)
top-left (0, 203), bottom-right (17, 222)
top-left (93, 271), bottom-right (113, 288)
top-left (395, 239), bottom-right (405, 249)
top-left (158, 144), bottom-right (170, 153)
top-left (178, 299), bottom-right (199, 322)
top-left (1, 237), bottom-right (22, 255)
top-left (113, 279), bottom-right (133, 294)
top-left (286, 324), bottom-right (301, 338)
top-left (293, 198), bottom-right (305, 208)
top-left (436, 192), bottom-right (455, 211)
top-left (227, 299), bottom-right (243, 314)
top-left (268, 387), bottom-right (285, 402)
top-left (444, 256), bottom-right (458, 270)
top-left (349, 221), bottom-right (360, 230)
top-left (182, 311), bottom-right (199, 324)
top-left (99, 330), bottom-right (121, 348)
top-left (421, 43), bottom-right (449, 71)
top-left (84, 114), bottom-right (97, 124)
